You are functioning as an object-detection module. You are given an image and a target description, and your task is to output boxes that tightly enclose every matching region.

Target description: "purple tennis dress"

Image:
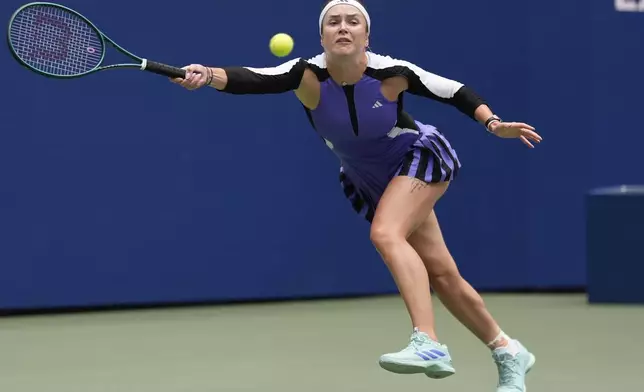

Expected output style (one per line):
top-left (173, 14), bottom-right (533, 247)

top-left (221, 52), bottom-right (486, 223)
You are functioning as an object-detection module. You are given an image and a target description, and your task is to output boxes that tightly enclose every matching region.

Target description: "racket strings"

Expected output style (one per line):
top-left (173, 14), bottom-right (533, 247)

top-left (10, 5), bottom-right (103, 76)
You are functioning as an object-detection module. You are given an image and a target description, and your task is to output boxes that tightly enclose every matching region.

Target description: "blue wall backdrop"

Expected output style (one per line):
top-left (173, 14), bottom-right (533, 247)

top-left (1, 0), bottom-right (642, 310)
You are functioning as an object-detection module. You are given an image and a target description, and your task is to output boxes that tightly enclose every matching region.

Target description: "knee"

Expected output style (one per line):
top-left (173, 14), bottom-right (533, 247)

top-left (370, 223), bottom-right (404, 255)
top-left (431, 272), bottom-right (461, 294)
top-left (430, 271), bottom-right (483, 305)
top-left (427, 261), bottom-right (462, 293)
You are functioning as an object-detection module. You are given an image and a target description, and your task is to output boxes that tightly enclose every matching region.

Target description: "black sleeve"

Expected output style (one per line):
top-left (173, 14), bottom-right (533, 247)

top-left (220, 58), bottom-right (308, 95)
top-left (398, 62), bottom-right (488, 120)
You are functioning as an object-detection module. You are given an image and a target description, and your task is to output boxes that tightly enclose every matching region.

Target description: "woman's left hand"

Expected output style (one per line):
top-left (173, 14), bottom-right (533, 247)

top-left (489, 121), bottom-right (542, 148)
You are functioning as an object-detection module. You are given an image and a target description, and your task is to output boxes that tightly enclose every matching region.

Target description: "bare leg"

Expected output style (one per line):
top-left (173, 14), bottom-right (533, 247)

top-left (408, 209), bottom-right (502, 344)
top-left (374, 178), bottom-right (456, 379)
top-left (407, 211), bottom-right (537, 390)
top-left (370, 177), bottom-right (448, 340)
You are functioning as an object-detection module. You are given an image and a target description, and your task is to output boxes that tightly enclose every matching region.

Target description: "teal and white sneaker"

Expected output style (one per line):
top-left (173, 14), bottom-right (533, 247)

top-left (492, 340), bottom-right (536, 392)
top-left (379, 328), bottom-right (455, 379)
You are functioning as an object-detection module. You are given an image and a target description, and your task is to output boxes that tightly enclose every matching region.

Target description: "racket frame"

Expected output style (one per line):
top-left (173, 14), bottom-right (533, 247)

top-left (6, 2), bottom-right (185, 79)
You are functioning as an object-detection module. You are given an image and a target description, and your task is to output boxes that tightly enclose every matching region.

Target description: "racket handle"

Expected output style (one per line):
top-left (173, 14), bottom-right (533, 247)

top-left (142, 59), bottom-right (186, 78)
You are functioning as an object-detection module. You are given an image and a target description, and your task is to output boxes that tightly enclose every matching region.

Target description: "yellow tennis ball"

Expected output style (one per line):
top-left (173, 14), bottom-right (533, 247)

top-left (269, 33), bottom-right (293, 57)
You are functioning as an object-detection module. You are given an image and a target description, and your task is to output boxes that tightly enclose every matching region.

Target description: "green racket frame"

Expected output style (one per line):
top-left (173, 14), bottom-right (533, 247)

top-left (7, 2), bottom-right (186, 79)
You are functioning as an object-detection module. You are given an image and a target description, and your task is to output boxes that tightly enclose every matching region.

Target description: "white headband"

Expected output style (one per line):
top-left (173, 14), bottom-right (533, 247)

top-left (319, 0), bottom-right (371, 35)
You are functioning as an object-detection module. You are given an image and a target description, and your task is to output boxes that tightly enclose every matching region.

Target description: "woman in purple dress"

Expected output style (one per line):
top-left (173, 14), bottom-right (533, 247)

top-left (172, 1), bottom-right (541, 390)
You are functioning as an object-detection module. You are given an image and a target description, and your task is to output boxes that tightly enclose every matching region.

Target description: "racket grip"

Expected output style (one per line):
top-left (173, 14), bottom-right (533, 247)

top-left (142, 60), bottom-right (186, 78)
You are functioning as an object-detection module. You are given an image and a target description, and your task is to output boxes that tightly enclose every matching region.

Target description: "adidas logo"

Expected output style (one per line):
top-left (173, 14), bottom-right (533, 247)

top-left (372, 100), bottom-right (383, 108)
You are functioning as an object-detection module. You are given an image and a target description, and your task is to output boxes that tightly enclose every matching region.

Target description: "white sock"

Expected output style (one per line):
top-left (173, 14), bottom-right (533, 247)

top-left (487, 330), bottom-right (520, 355)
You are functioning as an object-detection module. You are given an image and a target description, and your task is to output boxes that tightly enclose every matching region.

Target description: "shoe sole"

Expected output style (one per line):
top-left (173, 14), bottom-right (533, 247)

top-left (378, 360), bottom-right (455, 379)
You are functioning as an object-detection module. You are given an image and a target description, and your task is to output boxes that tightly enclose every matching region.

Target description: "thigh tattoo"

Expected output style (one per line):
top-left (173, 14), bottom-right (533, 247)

top-left (410, 178), bottom-right (431, 193)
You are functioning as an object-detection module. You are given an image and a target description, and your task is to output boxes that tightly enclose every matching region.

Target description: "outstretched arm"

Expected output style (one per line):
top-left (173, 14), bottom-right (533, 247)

top-left (393, 59), bottom-right (489, 123)
top-left (395, 59), bottom-right (541, 147)
top-left (173, 58), bottom-right (308, 94)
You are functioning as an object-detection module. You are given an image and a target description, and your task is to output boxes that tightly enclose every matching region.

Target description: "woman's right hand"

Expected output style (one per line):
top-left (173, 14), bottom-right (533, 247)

top-left (170, 64), bottom-right (211, 90)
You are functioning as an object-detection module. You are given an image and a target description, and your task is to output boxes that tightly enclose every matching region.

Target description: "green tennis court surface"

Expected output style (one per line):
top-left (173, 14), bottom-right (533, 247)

top-left (1, 294), bottom-right (642, 391)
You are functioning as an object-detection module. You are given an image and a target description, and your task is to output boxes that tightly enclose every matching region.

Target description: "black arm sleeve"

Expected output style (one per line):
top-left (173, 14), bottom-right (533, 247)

top-left (220, 58), bottom-right (308, 95)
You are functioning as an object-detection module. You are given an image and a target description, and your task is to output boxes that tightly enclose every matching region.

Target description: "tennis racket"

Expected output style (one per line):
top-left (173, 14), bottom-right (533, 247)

top-left (6, 2), bottom-right (186, 79)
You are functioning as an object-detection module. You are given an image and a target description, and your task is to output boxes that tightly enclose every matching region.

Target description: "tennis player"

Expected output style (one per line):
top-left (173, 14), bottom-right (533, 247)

top-left (171, 0), bottom-right (540, 390)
